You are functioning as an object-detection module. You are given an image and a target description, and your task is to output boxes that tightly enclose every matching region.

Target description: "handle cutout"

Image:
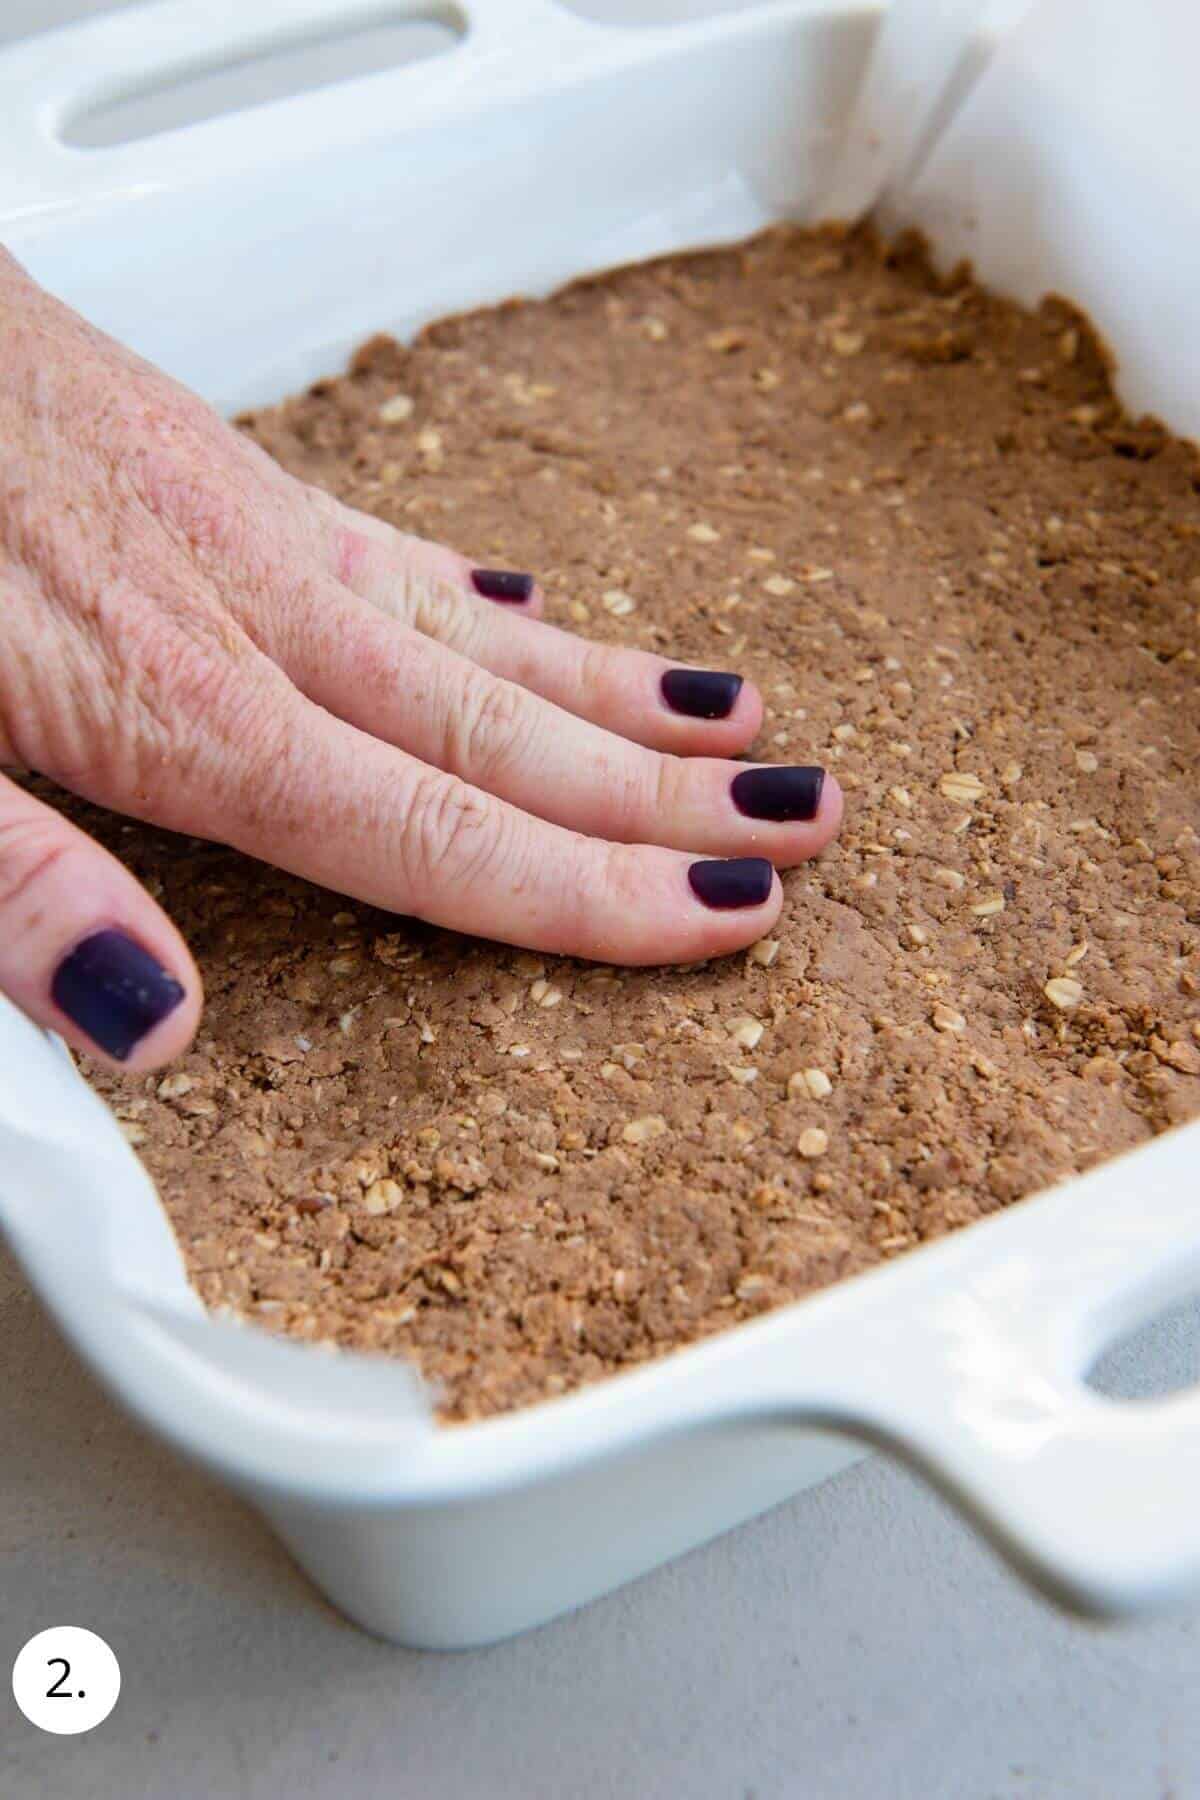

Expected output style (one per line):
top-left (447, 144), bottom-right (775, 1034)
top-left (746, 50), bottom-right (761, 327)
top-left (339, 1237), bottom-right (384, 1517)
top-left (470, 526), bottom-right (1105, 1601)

top-left (1086, 1292), bottom-right (1200, 1404)
top-left (61, 10), bottom-right (466, 149)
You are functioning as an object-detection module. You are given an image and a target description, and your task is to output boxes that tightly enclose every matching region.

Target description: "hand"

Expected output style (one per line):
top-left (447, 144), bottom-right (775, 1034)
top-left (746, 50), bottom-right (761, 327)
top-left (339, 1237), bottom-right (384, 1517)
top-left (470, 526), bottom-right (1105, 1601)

top-left (0, 246), bottom-right (842, 1072)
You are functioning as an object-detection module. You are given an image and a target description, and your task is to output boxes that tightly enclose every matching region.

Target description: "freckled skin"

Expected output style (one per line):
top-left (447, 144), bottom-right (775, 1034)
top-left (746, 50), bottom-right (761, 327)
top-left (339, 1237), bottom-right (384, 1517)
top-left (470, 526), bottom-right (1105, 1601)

top-left (0, 242), bottom-right (841, 1070)
top-left (336, 526), bottom-right (371, 587)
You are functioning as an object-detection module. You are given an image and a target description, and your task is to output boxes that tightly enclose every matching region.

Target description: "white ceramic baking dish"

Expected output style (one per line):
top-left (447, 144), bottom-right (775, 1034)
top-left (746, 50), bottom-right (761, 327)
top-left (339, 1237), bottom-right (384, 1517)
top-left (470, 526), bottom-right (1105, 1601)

top-left (3, 0), bottom-right (1200, 1649)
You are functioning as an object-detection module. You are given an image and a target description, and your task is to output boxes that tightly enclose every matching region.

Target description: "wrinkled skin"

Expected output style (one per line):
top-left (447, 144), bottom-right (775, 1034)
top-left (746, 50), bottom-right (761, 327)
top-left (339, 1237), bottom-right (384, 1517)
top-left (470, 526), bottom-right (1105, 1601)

top-left (0, 246), bottom-right (842, 1069)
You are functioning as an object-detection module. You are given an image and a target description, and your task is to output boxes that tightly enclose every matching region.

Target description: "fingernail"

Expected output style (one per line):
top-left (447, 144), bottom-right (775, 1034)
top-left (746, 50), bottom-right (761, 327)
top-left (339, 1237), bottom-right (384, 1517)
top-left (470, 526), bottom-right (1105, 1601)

top-left (471, 568), bottom-right (534, 603)
top-left (661, 669), bottom-right (744, 720)
top-left (51, 928), bottom-right (185, 1061)
top-left (688, 857), bottom-right (774, 909)
top-left (731, 766), bottom-right (825, 823)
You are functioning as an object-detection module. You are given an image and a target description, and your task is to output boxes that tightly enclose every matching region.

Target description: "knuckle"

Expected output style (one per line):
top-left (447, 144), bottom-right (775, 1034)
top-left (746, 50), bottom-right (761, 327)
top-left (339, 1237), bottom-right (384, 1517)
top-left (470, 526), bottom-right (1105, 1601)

top-left (99, 599), bottom-right (273, 820)
top-left (129, 447), bottom-right (247, 564)
top-left (410, 575), bottom-right (475, 648)
top-left (616, 750), bottom-right (672, 840)
top-left (577, 640), bottom-right (627, 714)
top-left (595, 838), bottom-right (643, 911)
top-left (304, 481), bottom-right (340, 523)
top-left (402, 771), bottom-right (501, 894)
top-left (333, 525), bottom-right (373, 591)
top-left (558, 834), bottom-right (634, 956)
top-left (0, 807), bottom-right (71, 924)
top-left (170, 662), bottom-right (297, 829)
top-left (445, 670), bottom-right (531, 786)
top-left (323, 504), bottom-right (475, 648)
top-left (212, 694), bottom-right (302, 838)
top-left (7, 550), bottom-right (282, 830)
top-left (584, 741), bottom-right (664, 842)
top-left (647, 751), bottom-right (683, 827)
top-left (133, 622), bottom-right (233, 723)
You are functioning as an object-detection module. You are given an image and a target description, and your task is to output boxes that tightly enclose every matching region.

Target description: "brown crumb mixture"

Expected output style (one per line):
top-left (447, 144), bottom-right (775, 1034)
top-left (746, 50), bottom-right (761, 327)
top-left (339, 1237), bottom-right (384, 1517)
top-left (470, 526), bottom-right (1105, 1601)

top-left (65, 227), bottom-right (1200, 1418)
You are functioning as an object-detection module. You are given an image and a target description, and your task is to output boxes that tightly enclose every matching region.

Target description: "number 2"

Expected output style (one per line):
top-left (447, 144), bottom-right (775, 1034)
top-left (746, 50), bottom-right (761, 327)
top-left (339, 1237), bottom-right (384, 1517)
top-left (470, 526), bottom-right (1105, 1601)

top-left (45, 1658), bottom-right (72, 1698)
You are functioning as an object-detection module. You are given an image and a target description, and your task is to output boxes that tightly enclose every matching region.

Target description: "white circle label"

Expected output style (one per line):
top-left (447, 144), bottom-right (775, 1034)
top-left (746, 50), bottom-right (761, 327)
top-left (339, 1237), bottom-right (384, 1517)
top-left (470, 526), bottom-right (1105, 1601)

top-left (12, 1627), bottom-right (121, 1735)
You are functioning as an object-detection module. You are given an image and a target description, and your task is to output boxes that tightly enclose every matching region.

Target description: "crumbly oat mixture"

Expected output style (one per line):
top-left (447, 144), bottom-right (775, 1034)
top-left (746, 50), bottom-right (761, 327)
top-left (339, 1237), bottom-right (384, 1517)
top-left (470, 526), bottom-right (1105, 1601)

top-left (64, 227), bottom-right (1200, 1418)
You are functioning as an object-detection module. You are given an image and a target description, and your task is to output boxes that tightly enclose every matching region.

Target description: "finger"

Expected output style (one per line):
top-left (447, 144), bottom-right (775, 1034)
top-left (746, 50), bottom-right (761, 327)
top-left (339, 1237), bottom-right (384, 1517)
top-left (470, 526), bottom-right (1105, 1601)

top-left (308, 492), bottom-right (765, 756)
top-left (306, 486), bottom-right (546, 614)
top-left (261, 583), bottom-right (842, 866)
top-left (192, 682), bottom-right (783, 964)
top-left (0, 772), bottom-right (200, 1070)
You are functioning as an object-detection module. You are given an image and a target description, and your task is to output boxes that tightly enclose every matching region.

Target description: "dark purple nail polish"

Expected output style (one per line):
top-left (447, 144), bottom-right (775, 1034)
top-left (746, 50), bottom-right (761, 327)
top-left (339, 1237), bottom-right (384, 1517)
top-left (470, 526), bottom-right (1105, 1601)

top-left (731, 766), bottom-right (825, 823)
top-left (688, 857), bottom-right (774, 909)
top-left (51, 929), bottom-right (185, 1061)
top-left (661, 669), bottom-right (744, 720)
top-left (471, 568), bottom-right (534, 603)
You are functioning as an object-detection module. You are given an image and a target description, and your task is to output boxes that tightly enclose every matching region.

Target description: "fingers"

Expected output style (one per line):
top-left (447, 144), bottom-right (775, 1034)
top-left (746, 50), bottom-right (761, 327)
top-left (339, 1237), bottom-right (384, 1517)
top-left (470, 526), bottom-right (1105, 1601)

top-left (308, 494), bottom-right (765, 756)
top-left (0, 772), bottom-right (200, 1070)
top-left (202, 685), bottom-right (782, 963)
top-left (260, 579), bottom-right (841, 865)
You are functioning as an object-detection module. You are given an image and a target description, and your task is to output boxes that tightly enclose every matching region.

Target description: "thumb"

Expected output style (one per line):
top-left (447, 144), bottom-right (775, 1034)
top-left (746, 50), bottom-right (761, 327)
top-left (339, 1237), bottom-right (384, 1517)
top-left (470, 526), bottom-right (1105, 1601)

top-left (0, 772), bottom-right (201, 1070)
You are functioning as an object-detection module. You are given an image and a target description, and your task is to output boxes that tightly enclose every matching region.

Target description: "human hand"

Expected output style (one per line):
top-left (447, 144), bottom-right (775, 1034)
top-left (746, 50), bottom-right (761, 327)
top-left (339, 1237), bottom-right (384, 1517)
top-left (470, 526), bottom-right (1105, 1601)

top-left (0, 247), bottom-right (842, 1072)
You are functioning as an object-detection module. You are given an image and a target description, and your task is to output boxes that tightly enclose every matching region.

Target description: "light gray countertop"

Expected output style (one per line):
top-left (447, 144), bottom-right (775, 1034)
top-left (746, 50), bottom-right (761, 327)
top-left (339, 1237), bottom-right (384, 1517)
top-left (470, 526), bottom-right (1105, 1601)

top-left (4, 6), bottom-right (1200, 1795)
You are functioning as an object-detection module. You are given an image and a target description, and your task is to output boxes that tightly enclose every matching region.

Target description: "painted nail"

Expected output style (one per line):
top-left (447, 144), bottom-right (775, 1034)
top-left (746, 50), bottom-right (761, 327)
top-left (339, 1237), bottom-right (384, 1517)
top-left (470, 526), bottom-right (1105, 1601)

top-left (471, 568), bottom-right (534, 603)
top-left (731, 765), bottom-right (825, 823)
top-left (661, 669), bottom-right (744, 720)
top-left (51, 928), bottom-right (185, 1061)
top-left (688, 857), bottom-right (774, 910)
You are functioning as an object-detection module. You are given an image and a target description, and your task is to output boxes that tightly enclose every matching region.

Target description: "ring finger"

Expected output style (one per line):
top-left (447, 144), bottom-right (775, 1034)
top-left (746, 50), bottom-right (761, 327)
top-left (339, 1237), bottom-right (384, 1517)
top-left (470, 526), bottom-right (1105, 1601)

top-left (309, 493), bottom-right (768, 758)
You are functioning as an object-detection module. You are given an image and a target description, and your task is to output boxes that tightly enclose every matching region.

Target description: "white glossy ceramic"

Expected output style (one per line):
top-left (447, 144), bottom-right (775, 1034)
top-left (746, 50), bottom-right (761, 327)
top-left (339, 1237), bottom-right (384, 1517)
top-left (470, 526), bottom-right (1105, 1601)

top-left (2, 0), bottom-right (1199, 1648)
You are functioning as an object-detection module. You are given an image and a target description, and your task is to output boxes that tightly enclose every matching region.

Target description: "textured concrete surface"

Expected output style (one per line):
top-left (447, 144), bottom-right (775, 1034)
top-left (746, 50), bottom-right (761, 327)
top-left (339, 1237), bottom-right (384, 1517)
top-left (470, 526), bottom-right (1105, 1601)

top-left (4, 4), bottom-right (1200, 1795)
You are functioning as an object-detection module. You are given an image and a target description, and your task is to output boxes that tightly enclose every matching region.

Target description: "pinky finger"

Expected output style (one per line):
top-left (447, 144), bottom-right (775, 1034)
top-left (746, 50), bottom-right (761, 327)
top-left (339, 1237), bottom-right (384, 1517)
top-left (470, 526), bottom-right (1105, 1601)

top-left (0, 772), bottom-right (201, 1071)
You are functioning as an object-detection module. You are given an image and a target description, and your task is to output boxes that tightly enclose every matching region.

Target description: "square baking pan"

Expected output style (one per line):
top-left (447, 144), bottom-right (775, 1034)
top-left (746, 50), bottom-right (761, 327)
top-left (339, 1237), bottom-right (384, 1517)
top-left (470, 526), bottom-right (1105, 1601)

top-left (3, 0), bottom-right (1200, 1649)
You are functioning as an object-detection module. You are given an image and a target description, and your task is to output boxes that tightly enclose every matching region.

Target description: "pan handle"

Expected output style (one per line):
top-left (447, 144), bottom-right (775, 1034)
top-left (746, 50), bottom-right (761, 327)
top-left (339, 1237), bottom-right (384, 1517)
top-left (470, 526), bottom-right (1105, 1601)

top-left (737, 1122), bottom-right (1200, 1617)
top-left (0, 0), bottom-right (580, 222)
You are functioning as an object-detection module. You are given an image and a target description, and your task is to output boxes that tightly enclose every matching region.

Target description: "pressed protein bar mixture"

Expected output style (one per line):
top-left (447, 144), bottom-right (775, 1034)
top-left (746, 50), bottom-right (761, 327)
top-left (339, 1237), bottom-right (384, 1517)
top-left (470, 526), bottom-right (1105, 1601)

top-left (54, 227), bottom-right (1200, 1419)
